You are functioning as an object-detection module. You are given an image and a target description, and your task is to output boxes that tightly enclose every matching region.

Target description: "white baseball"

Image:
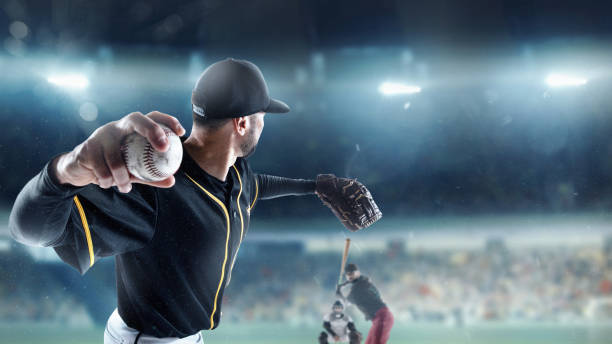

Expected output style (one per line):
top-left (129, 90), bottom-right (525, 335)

top-left (121, 124), bottom-right (183, 182)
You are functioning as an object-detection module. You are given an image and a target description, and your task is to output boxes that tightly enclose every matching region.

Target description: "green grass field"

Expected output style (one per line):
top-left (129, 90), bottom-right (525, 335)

top-left (2, 322), bottom-right (612, 344)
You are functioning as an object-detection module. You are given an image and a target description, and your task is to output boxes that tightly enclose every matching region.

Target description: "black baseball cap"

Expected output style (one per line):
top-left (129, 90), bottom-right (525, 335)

top-left (345, 263), bottom-right (359, 273)
top-left (191, 58), bottom-right (290, 119)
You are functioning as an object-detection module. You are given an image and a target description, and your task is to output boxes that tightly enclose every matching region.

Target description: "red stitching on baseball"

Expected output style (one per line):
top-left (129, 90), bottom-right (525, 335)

top-left (120, 143), bottom-right (129, 168)
top-left (142, 128), bottom-right (175, 179)
top-left (143, 143), bottom-right (166, 179)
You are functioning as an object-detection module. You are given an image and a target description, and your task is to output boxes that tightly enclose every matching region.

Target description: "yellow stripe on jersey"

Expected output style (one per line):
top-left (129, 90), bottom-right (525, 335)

top-left (73, 196), bottom-right (95, 267)
top-left (231, 165), bottom-right (244, 242)
top-left (226, 165), bottom-right (246, 286)
top-left (185, 173), bottom-right (231, 330)
top-left (249, 177), bottom-right (259, 212)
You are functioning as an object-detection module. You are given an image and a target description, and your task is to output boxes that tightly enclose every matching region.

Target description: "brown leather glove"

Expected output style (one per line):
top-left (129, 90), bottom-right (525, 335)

top-left (315, 174), bottom-right (382, 231)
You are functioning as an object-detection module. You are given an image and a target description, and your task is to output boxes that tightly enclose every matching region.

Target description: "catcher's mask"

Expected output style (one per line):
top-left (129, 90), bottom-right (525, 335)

top-left (332, 300), bottom-right (344, 314)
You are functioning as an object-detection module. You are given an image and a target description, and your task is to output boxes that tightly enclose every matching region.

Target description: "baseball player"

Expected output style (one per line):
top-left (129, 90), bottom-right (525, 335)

top-left (9, 58), bottom-right (381, 343)
top-left (336, 264), bottom-right (393, 344)
top-left (319, 300), bottom-right (362, 344)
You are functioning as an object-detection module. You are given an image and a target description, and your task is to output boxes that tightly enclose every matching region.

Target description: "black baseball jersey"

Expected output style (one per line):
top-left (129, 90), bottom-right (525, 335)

top-left (9, 146), bottom-right (315, 338)
top-left (341, 276), bottom-right (386, 320)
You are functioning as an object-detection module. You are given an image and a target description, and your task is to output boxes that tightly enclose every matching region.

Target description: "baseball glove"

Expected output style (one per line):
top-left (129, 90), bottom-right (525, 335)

top-left (349, 330), bottom-right (363, 344)
top-left (315, 174), bottom-right (382, 232)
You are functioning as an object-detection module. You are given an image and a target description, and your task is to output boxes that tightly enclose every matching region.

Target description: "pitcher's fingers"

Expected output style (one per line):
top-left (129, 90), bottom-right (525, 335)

top-left (130, 175), bottom-right (175, 189)
top-left (88, 144), bottom-right (114, 189)
top-left (121, 113), bottom-right (169, 152)
top-left (145, 111), bottom-right (185, 136)
top-left (103, 146), bottom-right (132, 193)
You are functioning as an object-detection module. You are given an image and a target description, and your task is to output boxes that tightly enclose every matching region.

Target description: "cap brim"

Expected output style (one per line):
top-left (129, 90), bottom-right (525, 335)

top-left (265, 98), bottom-right (290, 113)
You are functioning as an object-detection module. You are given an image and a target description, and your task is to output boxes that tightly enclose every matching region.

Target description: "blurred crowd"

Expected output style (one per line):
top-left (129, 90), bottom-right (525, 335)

top-left (1, 238), bottom-right (612, 326)
top-left (0, 248), bottom-right (92, 325)
top-left (222, 240), bottom-right (612, 325)
top-left (379, 244), bottom-right (612, 325)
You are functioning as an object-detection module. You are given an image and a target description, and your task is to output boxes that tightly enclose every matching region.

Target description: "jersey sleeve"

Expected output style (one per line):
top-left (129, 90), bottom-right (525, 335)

top-left (10, 158), bottom-right (158, 274)
top-left (239, 157), bottom-right (315, 212)
top-left (255, 174), bottom-right (315, 201)
top-left (323, 314), bottom-right (331, 322)
top-left (239, 159), bottom-right (315, 212)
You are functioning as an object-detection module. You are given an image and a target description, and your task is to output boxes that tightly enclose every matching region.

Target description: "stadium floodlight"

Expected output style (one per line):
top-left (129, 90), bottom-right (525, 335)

top-left (378, 82), bottom-right (421, 95)
top-left (545, 74), bottom-right (587, 87)
top-left (47, 74), bottom-right (90, 89)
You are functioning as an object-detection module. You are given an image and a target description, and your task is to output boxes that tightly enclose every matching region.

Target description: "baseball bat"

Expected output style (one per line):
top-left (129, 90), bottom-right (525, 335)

top-left (338, 238), bottom-right (351, 285)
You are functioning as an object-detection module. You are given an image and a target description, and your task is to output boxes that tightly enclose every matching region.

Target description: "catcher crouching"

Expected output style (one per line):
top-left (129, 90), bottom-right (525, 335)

top-left (319, 300), bottom-right (362, 344)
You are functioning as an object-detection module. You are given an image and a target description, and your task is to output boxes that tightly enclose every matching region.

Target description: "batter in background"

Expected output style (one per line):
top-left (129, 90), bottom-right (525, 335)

top-left (337, 263), bottom-right (393, 344)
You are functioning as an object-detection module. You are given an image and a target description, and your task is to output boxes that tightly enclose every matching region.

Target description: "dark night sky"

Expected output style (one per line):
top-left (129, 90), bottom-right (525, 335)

top-left (1, 0), bottom-right (612, 218)
top-left (2, 1), bottom-right (612, 50)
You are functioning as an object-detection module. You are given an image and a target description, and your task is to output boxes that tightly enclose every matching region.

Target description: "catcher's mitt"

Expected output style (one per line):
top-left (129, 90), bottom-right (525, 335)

top-left (349, 330), bottom-right (363, 344)
top-left (315, 174), bottom-right (382, 231)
